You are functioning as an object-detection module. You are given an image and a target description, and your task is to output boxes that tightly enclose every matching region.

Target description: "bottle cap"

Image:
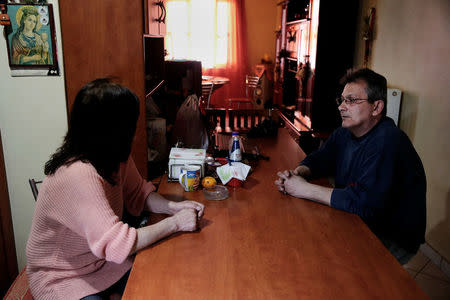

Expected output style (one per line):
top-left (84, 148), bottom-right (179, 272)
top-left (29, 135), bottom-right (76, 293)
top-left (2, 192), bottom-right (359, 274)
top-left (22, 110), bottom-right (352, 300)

top-left (232, 132), bottom-right (239, 136)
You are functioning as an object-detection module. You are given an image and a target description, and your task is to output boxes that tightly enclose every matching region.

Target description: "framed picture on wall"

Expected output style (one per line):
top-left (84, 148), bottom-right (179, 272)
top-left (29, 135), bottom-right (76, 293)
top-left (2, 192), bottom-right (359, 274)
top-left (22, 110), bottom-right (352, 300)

top-left (5, 3), bottom-right (59, 76)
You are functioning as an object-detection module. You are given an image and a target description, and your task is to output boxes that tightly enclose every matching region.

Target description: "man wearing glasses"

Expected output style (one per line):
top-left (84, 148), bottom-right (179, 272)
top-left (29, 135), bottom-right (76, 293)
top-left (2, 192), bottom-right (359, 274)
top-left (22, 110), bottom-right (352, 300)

top-left (275, 68), bottom-right (426, 264)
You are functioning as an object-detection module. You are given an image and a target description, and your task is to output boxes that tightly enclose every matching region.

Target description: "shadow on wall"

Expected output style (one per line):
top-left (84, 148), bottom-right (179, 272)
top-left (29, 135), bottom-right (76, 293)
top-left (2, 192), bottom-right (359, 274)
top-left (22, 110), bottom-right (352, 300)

top-left (397, 90), bottom-right (418, 141)
top-left (426, 189), bottom-right (450, 262)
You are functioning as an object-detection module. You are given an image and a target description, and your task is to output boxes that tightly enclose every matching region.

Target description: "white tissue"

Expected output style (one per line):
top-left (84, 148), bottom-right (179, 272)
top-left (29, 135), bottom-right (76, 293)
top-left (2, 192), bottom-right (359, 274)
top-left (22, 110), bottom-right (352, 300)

top-left (216, 162), bottom-right (251, 185)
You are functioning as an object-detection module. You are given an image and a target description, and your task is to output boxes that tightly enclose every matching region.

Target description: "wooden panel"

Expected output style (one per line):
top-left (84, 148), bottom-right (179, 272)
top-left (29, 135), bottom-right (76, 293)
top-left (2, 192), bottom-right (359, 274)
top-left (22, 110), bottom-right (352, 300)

top-left (59, 0), bottom-right (147, 178)
top-left (147, 0), bottom-right (166, 36)
top-left (123, 128), bottom-right (427, 299)
top-left (0, 130), bottom-right (18, 297)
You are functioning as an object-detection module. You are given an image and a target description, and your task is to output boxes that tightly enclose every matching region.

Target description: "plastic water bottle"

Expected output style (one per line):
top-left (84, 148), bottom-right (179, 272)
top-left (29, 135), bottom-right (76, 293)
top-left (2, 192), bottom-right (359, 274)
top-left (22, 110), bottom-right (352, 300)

top-left (229, 132), bottom-right (242, 162)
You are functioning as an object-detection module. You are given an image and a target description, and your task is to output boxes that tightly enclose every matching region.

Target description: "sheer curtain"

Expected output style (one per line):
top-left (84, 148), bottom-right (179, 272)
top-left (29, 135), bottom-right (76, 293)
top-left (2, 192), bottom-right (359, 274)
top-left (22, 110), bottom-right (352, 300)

top-left (165, 0), bottom-right (248, 107)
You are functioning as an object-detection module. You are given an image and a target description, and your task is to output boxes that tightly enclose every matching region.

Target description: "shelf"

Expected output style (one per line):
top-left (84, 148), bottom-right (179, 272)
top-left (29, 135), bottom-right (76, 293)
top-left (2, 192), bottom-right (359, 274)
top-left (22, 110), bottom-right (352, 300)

top-left (286, 18), bottom-right (310, 25)
top-left (276, 0), bottom-right (359, 133)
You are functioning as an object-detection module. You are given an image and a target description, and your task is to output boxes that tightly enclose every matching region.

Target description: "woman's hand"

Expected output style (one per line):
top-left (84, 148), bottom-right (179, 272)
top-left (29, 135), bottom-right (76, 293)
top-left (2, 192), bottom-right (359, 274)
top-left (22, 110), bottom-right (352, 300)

top-left (169, 200), bottom-right (204, 219)
top-left (146, 193), bottom-right (204, 219)
top-left (134, 207), bottom-right (200, 253)
top-left (171, 208), bottom-right (199, 232)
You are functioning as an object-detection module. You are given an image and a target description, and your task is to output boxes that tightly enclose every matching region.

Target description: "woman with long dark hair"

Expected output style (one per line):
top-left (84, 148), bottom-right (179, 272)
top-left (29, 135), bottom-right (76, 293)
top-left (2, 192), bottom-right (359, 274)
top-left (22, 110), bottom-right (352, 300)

top-left (26, 79), bottom-right (204, 299)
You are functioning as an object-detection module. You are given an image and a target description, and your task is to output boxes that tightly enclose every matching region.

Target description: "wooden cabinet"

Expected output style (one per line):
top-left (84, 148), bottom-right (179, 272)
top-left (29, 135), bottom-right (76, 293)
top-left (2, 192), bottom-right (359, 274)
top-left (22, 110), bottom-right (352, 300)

top-left (275, 0), bottom-right (359, 135)
top-left (59, 0), bottom-right (148, 178)
top-left (145, 0), bottom-right (166, 36)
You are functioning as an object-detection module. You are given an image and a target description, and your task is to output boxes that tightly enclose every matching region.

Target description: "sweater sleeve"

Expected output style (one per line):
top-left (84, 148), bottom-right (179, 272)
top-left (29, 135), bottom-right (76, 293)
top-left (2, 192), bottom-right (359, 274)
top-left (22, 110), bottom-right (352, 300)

top-left (59, 163), bottom-right (138, 264)
top-left (300, 129), bottom-right (338, 178)
top-left (122, 157), bottom-right (155, 216)
top-left (330, 139), bottom-right (395, 224)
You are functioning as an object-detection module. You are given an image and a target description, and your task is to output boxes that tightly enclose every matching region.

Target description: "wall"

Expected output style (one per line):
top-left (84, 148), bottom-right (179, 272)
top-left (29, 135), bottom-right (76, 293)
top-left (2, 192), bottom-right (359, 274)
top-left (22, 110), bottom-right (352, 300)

top-left (0, 0), bottom-right (67, 270)
top-left (354, 0), bottom-right (450, 261)
top-left (244, 0), bottom-right (278, 71)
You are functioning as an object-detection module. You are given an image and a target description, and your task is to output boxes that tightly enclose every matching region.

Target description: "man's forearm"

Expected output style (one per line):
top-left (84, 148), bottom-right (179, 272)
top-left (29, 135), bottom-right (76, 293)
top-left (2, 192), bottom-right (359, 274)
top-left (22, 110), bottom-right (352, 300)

top-left (303, 182), bottom-right (333, 206)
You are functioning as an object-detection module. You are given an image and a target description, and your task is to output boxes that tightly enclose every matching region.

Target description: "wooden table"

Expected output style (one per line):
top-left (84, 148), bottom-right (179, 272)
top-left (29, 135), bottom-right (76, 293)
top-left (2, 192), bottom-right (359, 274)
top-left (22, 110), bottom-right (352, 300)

top-left (201, 76), bottom-right (230, 108)
top-left (123, 128), bottom-right (427, 299)
top-left (202, 76), bottom-right (230, 93)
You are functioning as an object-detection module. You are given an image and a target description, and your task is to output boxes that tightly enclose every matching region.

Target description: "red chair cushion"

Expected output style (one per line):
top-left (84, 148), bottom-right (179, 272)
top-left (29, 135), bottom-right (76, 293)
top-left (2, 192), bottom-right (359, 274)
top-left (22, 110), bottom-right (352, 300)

top-left (4, 267), bottom-right (33, 300)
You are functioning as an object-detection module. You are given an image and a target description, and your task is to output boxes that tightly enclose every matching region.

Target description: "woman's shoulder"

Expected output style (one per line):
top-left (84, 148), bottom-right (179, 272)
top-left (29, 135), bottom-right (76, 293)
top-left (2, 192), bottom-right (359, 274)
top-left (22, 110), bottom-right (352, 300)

top-left (40, 161), bottom-right (106, 203)
top-left (50, 160), bottom-right (102, 185)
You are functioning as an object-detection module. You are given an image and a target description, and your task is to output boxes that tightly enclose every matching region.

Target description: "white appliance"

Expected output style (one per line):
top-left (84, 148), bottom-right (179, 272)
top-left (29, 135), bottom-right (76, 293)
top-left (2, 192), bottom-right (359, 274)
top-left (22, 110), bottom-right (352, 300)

top-left (387, 88), bottom-right (402, 126)
top-left (168, 148), bottom-right (206, 181)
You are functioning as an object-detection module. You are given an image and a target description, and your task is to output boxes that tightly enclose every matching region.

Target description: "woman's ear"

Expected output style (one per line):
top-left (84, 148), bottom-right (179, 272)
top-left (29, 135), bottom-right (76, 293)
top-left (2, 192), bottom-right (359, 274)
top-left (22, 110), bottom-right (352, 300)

top-left (372, 100), bottom-right (384, 116)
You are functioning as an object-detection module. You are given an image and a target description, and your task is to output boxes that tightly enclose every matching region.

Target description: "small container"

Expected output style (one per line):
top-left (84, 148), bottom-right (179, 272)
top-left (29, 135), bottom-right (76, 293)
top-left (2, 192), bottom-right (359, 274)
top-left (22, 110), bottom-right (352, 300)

top-left (226, 178), bottom-right (243, 188)
top-left (203, 185), bottom-right (229, 201)
top-left (229, 132), bottom-right (242, 162)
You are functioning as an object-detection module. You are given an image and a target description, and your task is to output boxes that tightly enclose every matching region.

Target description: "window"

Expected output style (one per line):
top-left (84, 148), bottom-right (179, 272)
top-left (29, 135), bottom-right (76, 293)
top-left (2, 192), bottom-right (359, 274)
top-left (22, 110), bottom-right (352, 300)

top-left (165, 0), bottom-right (231, 69)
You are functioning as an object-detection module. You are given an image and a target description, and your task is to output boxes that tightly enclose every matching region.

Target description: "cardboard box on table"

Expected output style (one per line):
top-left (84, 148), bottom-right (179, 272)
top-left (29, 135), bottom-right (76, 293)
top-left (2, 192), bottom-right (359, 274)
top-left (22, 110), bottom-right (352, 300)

top-left (168, 148), bottom-right (206, 181)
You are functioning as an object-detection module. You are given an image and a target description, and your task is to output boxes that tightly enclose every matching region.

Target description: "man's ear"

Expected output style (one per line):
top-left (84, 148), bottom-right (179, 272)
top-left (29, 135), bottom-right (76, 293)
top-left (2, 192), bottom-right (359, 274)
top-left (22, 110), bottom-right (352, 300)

top-left (372, 100), bottom-right (384, 116)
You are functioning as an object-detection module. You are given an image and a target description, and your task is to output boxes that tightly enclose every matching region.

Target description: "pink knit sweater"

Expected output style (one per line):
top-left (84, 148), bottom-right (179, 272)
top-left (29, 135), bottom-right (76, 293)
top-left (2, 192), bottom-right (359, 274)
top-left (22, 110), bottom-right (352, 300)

top-left (26, 158), bottom-right (155, 299)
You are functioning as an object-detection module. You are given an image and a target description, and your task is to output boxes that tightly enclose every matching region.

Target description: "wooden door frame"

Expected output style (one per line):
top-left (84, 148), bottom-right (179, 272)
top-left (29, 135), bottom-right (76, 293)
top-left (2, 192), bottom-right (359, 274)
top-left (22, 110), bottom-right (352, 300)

top-left (0, 130), bottom-right (18, 297)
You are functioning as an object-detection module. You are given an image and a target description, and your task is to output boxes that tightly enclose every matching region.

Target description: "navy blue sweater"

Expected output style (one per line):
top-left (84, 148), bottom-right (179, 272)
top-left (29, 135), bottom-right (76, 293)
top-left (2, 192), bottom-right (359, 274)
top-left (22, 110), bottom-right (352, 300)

top-left (301, 117), bottom-right (426, 252)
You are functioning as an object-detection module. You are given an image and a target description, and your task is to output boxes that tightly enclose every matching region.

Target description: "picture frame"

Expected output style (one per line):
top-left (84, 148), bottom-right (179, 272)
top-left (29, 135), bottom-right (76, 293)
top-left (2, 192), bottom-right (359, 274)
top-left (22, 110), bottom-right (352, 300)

top-left (5, 3), bottom-right (59, 75)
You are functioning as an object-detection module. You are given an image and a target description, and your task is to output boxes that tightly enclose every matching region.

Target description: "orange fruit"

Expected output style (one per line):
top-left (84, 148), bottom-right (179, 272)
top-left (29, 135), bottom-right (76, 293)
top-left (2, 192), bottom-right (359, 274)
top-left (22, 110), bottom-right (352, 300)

top-left (202, 176), bottom-right (217, 189)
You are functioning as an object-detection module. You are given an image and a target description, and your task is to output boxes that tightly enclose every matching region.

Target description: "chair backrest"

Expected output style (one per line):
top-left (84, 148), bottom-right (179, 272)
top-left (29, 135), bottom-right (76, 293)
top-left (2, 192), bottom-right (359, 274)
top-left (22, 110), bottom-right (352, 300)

top-left (28, 179), bottom-right (42, 201)
top-left (245, 75), bottom-right (260, 98)
top-left (201, 81), bottom-right (215, 109)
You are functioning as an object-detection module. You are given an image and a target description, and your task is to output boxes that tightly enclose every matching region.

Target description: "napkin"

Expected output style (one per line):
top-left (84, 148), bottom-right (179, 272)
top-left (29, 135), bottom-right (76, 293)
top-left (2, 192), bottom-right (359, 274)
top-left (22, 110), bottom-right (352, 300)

top-left (216, 162), bottom-right (251, 185)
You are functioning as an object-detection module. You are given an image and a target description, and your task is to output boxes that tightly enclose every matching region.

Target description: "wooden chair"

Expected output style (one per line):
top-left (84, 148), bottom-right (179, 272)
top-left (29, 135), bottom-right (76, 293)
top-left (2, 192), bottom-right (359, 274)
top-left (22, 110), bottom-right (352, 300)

top-left (28, 179), bottom-right (42, 201)
top-left (201, 81), bottom-right (215, 109)
top-left (227, 75), bottom-right (260, 109)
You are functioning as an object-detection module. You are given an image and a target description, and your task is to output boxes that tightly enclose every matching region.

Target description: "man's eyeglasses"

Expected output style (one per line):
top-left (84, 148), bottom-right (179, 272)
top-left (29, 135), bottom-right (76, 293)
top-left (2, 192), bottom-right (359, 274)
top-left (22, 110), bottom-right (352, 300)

top-left (336, 96), bottom-right (369, 106)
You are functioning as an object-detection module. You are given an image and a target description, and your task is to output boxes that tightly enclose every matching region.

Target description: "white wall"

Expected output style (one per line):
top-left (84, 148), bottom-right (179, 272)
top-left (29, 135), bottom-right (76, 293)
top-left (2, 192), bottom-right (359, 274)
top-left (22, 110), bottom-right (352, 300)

top-left (0, 0), bottom-right (67, 270)
top-left (245, 0), bottom-right (278, 71)
top-left (354, 0), bottom-right (450, 261)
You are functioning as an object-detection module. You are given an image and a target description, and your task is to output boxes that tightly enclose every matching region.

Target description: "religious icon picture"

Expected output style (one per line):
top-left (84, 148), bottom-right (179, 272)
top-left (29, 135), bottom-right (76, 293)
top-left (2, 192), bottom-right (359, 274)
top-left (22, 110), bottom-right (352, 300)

top-left (5, 3), bottom-right (58, 72)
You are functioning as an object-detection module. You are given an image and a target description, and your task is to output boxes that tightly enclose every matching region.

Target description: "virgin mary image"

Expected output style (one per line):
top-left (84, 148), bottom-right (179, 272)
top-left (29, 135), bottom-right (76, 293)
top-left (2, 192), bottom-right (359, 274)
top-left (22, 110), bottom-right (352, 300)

top-left (10, 5), bottom-right (51, 65)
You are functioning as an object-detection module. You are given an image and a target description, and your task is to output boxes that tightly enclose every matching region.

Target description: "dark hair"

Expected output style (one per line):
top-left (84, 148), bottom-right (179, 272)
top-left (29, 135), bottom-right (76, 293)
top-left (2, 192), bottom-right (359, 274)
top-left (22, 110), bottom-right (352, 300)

top-left (340, 68), bottom-right (387, 116)
top-left (44, 78), bottom-right (140, 185)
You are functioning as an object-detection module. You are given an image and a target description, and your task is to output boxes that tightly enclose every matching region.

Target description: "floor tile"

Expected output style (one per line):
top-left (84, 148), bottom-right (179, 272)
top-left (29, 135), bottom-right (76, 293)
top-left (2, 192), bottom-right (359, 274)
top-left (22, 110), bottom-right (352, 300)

top-left (404, 267), bottom-right (418, 278)
top-left (420, 244), bottom-right (442, 266)
top-left (421, 261), bottom-right (450, 283)
top-left (441, 258), bottom-right (450, 279)
top-left (414, 273), bottom-right (450, 300)
top-left (404, 250), bottom-right (430, 271)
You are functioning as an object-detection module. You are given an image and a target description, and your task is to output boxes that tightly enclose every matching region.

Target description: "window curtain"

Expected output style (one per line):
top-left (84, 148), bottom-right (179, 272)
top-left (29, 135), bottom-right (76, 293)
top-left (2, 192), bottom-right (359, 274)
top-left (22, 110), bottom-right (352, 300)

top-left (165, 0), bottom-right (248, 107)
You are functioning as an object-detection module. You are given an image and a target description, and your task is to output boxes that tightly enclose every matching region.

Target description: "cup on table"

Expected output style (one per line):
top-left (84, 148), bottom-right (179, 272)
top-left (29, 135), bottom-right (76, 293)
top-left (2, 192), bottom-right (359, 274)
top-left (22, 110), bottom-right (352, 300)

top-left (179, 165), bottom-right (201, 192)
